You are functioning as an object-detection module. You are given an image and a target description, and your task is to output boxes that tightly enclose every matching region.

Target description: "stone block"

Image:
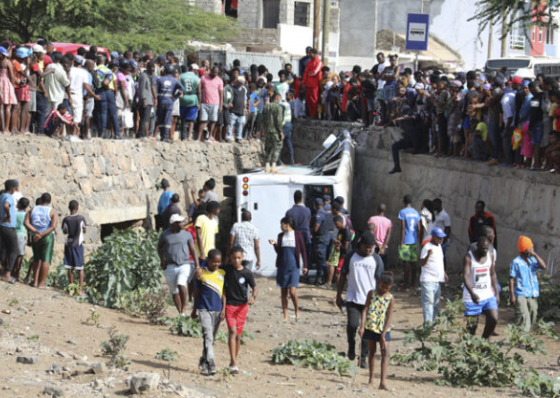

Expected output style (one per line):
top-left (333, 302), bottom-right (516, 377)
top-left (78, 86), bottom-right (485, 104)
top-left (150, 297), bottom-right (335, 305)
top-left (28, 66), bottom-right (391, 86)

top-left (80, 180), bottom-right (93, 196)
top-left (72, 156), bottom-right (88, 177)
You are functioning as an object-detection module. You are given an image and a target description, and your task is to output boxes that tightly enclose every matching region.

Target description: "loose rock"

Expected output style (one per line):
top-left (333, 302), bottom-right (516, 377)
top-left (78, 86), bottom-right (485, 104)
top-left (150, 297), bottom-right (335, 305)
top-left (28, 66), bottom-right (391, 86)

top-left (129, 373), bottom-right (160, 394)
top-left (43, 384), bottom-right (64, 397)
top-left (16, 356), bottom-right (37, 364)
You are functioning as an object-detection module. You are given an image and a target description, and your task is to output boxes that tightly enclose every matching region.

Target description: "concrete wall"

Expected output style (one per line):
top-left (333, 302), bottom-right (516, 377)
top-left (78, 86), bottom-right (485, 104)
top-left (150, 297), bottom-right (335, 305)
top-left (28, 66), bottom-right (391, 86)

top-left (292, 120), bottom-right (560, 274)
top-left (0, 136), bottom-right (264, 263)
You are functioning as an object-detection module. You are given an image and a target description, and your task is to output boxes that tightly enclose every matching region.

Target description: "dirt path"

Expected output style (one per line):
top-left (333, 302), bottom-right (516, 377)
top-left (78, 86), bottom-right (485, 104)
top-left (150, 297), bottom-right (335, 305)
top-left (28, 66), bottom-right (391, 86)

top-left (0, 277), bottom-right (558, 397)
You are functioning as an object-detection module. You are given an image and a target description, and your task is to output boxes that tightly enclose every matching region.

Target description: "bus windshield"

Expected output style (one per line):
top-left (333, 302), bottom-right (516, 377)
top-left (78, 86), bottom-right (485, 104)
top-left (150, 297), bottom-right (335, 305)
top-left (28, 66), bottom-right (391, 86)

top-left (310, 137), bottom-right (342, 169)
top-left (486, 59), bottom-right (531, 70)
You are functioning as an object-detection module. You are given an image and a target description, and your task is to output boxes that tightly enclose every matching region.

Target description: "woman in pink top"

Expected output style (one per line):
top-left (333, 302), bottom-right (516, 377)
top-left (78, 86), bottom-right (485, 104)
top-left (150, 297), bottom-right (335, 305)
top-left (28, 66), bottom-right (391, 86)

top-left (367, 204), bottom-right (393, 267)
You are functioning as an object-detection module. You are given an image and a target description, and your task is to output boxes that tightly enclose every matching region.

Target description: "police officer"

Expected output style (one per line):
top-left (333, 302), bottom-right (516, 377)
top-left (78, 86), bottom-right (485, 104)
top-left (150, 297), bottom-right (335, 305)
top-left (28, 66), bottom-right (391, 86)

top-left (94, 54), bottom-right (116, 139)
top-left (312, 198), bottom-right (330, 285)
top-left (156, 65), bottom-right (184, 143)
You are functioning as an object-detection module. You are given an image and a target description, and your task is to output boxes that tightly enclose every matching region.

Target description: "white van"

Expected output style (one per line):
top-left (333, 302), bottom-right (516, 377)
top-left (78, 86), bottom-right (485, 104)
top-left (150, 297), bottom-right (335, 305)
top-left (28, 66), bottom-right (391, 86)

top-left (223, 131), bottom-right (355, 277)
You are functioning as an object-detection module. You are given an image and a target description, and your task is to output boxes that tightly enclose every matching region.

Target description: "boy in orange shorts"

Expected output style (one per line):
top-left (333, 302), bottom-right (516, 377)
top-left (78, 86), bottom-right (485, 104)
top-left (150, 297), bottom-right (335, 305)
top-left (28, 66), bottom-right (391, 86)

top-left (223, 246), bottom-right (258, 374)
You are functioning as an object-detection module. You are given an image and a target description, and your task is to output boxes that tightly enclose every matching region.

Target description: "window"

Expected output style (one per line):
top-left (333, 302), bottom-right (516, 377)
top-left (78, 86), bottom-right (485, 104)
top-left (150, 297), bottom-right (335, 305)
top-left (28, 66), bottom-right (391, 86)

top-left (539, 28), bottom-right (543, 42)
top-left (294, 2), bottom-right (310, 27)
top-left (546, 28), bottom-right (554, 44)
top-left (532, 27), bottom-right (536, 41)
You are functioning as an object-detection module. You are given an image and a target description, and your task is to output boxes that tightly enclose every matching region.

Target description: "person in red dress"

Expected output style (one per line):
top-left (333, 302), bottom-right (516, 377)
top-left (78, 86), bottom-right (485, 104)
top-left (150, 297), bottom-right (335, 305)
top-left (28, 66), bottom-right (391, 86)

top-left (303, 48), bottom-right (323, 118)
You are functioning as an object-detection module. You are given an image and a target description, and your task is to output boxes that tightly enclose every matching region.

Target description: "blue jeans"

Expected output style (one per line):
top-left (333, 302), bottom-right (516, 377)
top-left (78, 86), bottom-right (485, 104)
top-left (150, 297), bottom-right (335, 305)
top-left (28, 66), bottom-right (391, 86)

top-left (488, 119), bottom-right (501, 159)
top-left (421, 282), bottom-right (441, 324)
top-left (502, 126), bottom-right (513, 164)
top-left (36, 91), bottom-right (47, 134)
top-left (227, 113), bottom-right (245, 140)
top-left (282, 122), bottom-right (294, 158)
top-left (106, 90), bottom-right (120, 138)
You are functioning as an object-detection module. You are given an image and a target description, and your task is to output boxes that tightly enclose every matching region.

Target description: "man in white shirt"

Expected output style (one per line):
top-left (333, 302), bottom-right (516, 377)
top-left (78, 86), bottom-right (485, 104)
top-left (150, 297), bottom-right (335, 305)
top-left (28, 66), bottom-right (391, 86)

top-left (69, 55), bottom-right (90, 137)
top-left (420, 228), bottom-right (448, 324)
top-left (336, 231), bottom-right (384, 368)
top-left (44, 53), bottom-right (71, 115)
top-left (432, 198), bottom-right (452, 263)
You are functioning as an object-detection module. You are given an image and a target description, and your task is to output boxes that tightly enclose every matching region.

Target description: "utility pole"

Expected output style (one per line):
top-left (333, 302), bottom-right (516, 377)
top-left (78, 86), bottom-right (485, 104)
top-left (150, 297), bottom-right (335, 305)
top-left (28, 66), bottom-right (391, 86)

top-left (488, 19), bottom-right (493, 60)
top-left (415, 0), bottom-right (424, 71)
top-left (313, 0), bottom-right (322, 50)
top-left (373, 0), bottom-right (378, 60)
top-left (501, 8), bottom-right (508, 57)
top-left (322, 0), bottom-right (331, 65)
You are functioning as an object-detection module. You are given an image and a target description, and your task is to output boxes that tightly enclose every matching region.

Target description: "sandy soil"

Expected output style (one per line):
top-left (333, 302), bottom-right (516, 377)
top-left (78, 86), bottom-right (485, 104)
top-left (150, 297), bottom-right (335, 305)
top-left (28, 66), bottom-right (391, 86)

top-left (0, 276), bottom-right (558, 398)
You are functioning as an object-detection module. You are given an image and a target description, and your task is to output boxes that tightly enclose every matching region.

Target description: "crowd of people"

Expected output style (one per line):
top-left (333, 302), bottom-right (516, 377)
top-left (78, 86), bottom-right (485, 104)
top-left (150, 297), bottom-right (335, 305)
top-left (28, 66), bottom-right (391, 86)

top-left (3, 39), bottom-right (559, 175)
top-left (0, 36), bottom-right (554, 388)
top-left (0, 174), bottom-right (550, 387)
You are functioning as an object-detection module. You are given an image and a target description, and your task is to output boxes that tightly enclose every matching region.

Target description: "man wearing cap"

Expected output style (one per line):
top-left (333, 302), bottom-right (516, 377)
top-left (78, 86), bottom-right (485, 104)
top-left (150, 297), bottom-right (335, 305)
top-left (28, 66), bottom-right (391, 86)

top-left (158, 214), bottom-right (200, 316)
top-left (311, 198), bottom-right (330, 285)
top-left (389, 105), bottom-right (421, 174)
top-left (509, 236), bottom-right (546, 332)
top-left (227, 76), bottom-right (248, 143)
top-left (156, 65), bottom-right (184, 143)
top-left (137, 61), bottom-right (158, 139)
top-left (179, 64), bottom-right (201, 141)
top-left (69, 55), bottom-right (90, 138)
top-left (336, 231), bottom-right (384, 368)
top-left (12, 47), bottom-right (32, 134)
top-left (262, 93), bottom-right (284, 173)
top-left (420, 228), bottom-right (449, 324)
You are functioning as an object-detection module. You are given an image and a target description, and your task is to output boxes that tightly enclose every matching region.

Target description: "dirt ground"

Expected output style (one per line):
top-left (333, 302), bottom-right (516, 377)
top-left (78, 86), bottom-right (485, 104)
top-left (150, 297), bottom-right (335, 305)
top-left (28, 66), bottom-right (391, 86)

top-left (0, 275), bottom-right (558, 398)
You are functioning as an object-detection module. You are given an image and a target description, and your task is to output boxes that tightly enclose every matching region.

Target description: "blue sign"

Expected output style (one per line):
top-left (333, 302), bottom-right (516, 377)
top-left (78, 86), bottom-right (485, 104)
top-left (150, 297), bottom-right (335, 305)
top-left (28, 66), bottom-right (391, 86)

top-left (406, 13), bottom-right (430, 51)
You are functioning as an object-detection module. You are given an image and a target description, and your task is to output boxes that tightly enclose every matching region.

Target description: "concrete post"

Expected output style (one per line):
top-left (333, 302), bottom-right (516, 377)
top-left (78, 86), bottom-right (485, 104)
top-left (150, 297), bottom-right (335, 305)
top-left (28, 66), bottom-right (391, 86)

top-left (322, 0), bottom-right (331, 65)
top-left (313, 0), bottom-right (322, 49)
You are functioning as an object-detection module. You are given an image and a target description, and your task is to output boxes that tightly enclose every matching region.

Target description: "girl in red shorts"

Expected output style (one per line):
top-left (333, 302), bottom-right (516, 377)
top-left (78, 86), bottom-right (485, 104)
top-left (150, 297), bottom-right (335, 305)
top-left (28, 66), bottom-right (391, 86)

top-left (223, 246), bottom-right (258, 374)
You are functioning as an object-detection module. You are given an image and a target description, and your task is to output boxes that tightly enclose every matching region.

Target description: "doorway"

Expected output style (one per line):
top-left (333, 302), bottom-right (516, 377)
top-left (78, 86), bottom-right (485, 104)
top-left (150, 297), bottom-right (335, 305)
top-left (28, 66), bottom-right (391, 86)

top-left (262, 0), bottom-right (280, 28)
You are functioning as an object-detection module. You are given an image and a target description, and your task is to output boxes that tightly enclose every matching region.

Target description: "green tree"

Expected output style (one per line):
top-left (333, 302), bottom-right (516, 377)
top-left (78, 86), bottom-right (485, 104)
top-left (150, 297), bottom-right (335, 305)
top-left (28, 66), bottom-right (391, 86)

top-left (469, 0), bottom-right (559, 57)
top-left (0, 0), bottom-right (238, 53)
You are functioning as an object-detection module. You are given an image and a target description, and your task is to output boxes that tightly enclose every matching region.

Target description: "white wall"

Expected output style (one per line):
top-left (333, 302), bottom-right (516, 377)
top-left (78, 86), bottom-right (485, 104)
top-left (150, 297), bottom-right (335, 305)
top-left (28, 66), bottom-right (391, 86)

top-left (278, 23), bottom-right (314, 55)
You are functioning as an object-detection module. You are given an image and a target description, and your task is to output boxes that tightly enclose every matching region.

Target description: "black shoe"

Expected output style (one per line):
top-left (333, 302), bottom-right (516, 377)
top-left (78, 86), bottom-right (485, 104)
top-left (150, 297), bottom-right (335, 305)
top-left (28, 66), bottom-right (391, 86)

top-left (360, 358), bottom-right (368, 369)
top-left (207, 359), bottom-right (216, 375)
top-left (388, 167), bottom-right (402, 174)
top-left (199, 357), bottom-right (208, 375)
top-left (348, 345), bottom-right (356, 361)
top-left (163, 138), bottom-right (173, 144)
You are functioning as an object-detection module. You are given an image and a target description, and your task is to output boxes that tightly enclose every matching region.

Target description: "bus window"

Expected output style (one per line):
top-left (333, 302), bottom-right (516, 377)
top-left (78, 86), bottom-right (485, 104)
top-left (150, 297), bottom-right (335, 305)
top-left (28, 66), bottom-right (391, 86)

top-left (304, 185), bottom-right (334, 210)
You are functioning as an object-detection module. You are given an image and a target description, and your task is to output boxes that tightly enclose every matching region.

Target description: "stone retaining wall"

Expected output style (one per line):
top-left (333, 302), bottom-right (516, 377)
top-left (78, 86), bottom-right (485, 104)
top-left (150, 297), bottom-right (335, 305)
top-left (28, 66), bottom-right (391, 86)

top-left (0, 136), bottom-right (264, 263)
top-left (293, 120), bottom-right (560, 273)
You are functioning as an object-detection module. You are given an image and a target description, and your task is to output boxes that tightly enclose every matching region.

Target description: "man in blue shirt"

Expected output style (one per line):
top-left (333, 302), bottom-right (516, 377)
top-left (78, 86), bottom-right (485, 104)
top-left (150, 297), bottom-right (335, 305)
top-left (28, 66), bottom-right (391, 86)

top-left (156, 179), bottom-right (174, 231)
top-left (0, 179), bottom-right (18, 283)
top-left (286, 190), bottom-right (311, 261)
top-left (509, 236), bottom-right (546, 332)
top-left (398, 195), bottom-right (421, 289)
top-left (156, 65), bottom-right (184, 143)
top-left (312, 198), bottom-right (330, 285)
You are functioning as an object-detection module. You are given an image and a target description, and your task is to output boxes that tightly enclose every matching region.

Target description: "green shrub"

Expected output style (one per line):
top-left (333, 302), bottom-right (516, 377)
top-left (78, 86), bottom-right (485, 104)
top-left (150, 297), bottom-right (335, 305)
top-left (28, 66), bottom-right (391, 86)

top-left (391, 299), bottom-right (555, 389)
top-left (101, 327), bottom-right (130, 368)
top-left (85, 228), bottom-right (163, 308)
top-left (516, 370), bottom-right (560, 397)
top-left (115, 287), bottom-right (170, 324)
top-left (271, 339), bottom-right (358, 376)
top-left (46, 263), bottom-right (69, 288)
top-left (537, 274), bottom-right (560, 322)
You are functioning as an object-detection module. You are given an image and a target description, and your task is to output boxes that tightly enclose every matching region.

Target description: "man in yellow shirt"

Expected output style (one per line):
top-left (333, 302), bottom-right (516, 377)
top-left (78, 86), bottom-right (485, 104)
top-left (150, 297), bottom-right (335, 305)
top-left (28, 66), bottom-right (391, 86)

top-left (195, 201), bottom-right (220, 261)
